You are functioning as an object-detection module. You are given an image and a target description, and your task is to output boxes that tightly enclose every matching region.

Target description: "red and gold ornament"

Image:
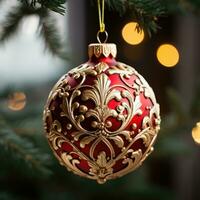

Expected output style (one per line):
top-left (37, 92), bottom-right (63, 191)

top-left (43, 42), bottom-right (161, 183)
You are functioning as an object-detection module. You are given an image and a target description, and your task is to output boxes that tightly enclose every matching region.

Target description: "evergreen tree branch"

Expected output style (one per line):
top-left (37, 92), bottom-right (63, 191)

top-left (0, 4), bottom-right (40, 43)
top-left (39, 13), bottom-right (68, 60)
top-left (0, 3), bottom-right (67, 59)
top-left (105, 0), bottom-right (165, 35)
top-left (0, 116), bottom-right (52, 175)
top-left (0, 5), bottom-right (25, 42)
top-left (18, 0), bottom-right (67, 15)
top-left (39, 0), bottom-right (66, 15)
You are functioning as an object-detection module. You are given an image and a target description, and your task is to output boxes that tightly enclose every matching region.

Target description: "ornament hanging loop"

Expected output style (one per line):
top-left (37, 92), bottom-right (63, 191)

top-left (97, 30), bottom-right (108, 43)
top-left (97, 0), bottom-right (108, 43)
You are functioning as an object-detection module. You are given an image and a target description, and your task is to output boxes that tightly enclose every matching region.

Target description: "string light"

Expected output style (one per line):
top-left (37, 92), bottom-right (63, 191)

top-left (157, 44), bottom-right (179, 67)
top-left (7, 92), bottom-right (26, 111)
top-left (192, 122), bottom-right (200, 145)
top-left (122, 22), bottom-right (144, 45)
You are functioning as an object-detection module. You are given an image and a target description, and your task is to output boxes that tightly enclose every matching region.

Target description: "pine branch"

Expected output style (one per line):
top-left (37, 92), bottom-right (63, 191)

top-left (105, 0), bottom-right (165, 35)
top-left (0, 4), bottom-right (40, 42)
top-left (0, 4), bottom-right (67, 59)
top-left (105, 0), bottom-right (200, 35)
top-left (0, 5), bottom-right (25, 42)
top-left (18, 0), bottom-right (67, 15)
top-left (0, 116), bottom-right (52, 176)
top-left (39, 13), bottom-right (68, 60)
top-left (39, 0), bottom-right (66, 15)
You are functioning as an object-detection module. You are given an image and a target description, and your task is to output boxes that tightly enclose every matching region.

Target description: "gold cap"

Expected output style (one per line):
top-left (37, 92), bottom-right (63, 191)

top-left (88, 43), bottom-right (117, 59)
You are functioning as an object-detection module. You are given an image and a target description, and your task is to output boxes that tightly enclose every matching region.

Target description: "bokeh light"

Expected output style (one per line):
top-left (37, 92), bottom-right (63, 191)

top-left (122, 22), bottom-right (144, 45)
top-left (192, 122), bottom-right (200, 145)
top-left (7, 92), bottom-right (26, 111)
top-left (157, 44), bottom-right (179, 67)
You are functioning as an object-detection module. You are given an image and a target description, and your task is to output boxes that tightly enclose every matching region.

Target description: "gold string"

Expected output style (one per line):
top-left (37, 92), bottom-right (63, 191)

top-left (98, 0), bottom-right (105, 32)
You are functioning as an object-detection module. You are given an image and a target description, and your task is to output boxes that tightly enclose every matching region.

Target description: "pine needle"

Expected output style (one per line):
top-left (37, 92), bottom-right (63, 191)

top-left (0, 116), bottom-right (52, 176)
top-left (0, 4), bottom-right (39, 43)
top-left (0, 5), bottom-right (25, 42)
top-left (0, 4), bottom-right (67, 59)
top-left (18, 0), bottom-right (67, 15)
top-left (105, 0), bottom-right (165, 36)
top-left (39, 13), bottom-right (68, 60)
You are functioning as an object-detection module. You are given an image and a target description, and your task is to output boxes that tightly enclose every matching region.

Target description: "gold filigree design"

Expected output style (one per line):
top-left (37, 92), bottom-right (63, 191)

top-left (43, 59), bottom-right (161, 184)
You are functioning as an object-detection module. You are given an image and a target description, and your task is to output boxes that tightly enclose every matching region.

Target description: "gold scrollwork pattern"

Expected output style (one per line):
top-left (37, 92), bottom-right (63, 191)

top-left (43, 61), bottom-right (161, 184)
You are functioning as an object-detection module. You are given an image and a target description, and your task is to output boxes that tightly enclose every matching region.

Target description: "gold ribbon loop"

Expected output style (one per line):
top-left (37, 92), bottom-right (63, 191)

top-left (98, 0), bottom-right (105, 33)
top-left (97, 0), bottom-right (108, 43)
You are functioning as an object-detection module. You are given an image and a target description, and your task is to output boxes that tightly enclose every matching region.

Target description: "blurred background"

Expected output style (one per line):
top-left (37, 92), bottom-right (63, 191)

top-left (0, 0), bottom-right (200, 200)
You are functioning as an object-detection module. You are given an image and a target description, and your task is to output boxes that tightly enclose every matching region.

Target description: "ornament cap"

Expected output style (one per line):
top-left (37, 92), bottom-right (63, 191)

top-left (88, 43), bottom-right (117, 59)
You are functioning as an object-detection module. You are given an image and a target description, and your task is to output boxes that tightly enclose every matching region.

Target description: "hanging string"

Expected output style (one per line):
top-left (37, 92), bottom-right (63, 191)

top-left (98, 0), bottom-right (105, 33)
top-left (97, 0), bottom-right (108, 43)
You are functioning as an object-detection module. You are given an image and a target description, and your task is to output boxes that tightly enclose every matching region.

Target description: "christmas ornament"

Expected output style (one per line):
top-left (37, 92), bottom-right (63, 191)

top-left (43, 0), bottom-right (161, 184)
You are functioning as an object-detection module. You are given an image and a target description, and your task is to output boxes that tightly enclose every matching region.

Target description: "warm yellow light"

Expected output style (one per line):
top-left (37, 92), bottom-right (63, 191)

top-left (122, 22), bottom-right (144, 45)
top-left (192, 122), bottom-right (200, 145)
top-left (157, 44), bottom-right (179, 67)
top-left (7, 92), bottom-right (26, 111)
